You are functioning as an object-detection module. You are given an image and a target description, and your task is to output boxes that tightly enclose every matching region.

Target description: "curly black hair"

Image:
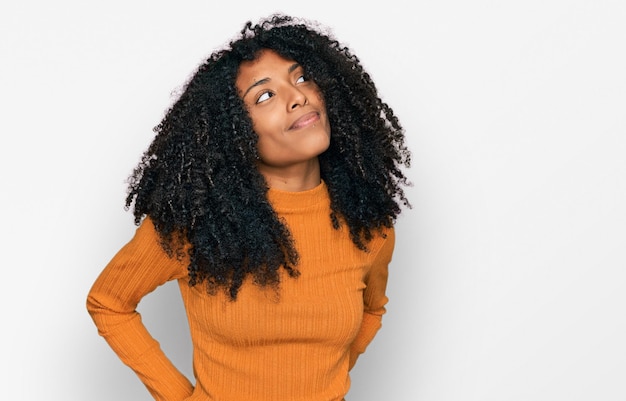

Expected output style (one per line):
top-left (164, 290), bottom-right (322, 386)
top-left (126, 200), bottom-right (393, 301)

top-left (125, 14), bottom-right (411, 299)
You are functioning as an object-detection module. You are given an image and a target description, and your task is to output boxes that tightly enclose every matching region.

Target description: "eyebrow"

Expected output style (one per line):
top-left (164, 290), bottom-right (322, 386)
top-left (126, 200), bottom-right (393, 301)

top-left (241, 62), bottom-right (301, 99)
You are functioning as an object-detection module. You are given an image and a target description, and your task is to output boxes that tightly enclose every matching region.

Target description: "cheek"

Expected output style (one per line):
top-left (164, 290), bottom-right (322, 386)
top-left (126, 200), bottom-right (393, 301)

top-left (251, 121), bottom-right (279, 156)
top-left (249, 108), bottom-right (282, 135)
top-left (252, 125), bottom-right (276, 149)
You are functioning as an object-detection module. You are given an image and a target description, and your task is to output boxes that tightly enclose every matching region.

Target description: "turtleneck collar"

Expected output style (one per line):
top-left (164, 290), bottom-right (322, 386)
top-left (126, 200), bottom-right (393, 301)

top-left (266, 180), bottom-right (329, 213)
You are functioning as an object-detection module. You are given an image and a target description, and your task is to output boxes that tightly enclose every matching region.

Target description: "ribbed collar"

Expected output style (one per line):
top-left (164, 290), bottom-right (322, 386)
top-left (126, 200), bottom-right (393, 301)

top-left (266, 180), bottom-right (329, 213)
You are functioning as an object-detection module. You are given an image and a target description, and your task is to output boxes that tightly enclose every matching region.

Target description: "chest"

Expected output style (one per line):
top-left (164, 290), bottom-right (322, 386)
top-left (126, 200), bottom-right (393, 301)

top-left (180, 225), bottom-right (373, 348)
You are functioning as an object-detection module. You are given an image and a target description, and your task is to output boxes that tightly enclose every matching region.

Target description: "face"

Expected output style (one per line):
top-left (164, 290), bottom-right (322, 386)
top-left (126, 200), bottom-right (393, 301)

top-left (236, 50), bottom-right (331, 176)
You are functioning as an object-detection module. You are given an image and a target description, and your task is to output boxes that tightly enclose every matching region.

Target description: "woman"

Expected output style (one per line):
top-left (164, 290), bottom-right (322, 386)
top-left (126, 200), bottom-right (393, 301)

top-left (87, 14), bottom-right (411, 401)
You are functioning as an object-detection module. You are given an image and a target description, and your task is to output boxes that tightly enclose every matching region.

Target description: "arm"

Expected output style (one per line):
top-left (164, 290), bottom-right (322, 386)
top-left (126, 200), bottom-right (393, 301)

top-left (349, 227), bottom-right (395, 370)
top-left (86, 218), bottom-right (194, 400)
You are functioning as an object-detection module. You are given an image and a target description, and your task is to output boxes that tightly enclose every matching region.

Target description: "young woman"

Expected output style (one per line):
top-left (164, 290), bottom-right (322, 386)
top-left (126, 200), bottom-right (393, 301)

top-left (87, 14), bottom-right (411, 401)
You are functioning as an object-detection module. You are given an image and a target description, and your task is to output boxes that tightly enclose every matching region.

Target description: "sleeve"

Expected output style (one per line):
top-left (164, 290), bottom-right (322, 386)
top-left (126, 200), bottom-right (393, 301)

top-left (349, 227), bottom-right (395, 370)
top-left (86, 218), bottom-right (194, 400)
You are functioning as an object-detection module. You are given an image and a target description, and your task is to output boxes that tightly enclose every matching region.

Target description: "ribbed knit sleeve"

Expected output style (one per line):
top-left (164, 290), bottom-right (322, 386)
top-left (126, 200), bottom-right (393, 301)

top-left (86, 218), bottom-right (193, 400)
top-left (349, 228), bottom-right (395, 370)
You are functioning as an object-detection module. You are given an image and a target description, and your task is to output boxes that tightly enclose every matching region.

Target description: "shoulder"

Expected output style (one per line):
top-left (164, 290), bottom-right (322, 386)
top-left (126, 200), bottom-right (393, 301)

top-left (130, 216), bottom-right (162, 248)
top-left (122, 216), bottom-right (189, 280)
top-left (368, 225), bottom-right (396, 261)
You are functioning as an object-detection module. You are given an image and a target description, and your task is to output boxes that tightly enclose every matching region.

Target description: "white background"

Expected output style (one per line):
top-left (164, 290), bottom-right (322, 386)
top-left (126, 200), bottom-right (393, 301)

top-left (1, 0), bottom-right (625, 400)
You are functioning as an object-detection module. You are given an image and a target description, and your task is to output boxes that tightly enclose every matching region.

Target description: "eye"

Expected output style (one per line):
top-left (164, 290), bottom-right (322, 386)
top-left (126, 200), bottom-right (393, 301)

top-left (256, 91), bottom-right (274, 104)
top-left (296, 75), bottom-right (306, 84)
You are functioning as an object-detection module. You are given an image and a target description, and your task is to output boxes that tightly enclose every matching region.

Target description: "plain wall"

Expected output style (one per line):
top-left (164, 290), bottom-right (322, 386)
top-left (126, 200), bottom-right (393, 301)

top-left (1, 0), bottom-right (625, 400)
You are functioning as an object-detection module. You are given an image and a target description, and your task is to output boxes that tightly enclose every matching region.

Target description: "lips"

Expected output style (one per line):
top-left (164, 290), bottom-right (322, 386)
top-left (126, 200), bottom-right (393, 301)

top-left (288, 111), bottom-right (320, 130)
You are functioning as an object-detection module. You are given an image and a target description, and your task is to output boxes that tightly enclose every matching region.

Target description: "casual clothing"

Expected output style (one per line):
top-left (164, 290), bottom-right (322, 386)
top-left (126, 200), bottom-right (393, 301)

top-left (87, 181), bottom-right (394, 401)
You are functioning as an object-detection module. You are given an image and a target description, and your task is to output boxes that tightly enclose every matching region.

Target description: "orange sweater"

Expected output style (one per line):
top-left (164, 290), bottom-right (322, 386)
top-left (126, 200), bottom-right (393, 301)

top-left (87, 181), bottom-right (394, 401)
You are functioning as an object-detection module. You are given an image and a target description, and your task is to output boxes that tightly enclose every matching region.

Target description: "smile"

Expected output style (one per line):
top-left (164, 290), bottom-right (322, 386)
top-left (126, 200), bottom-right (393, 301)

top-left (289, 112), bottom-right (320, 130)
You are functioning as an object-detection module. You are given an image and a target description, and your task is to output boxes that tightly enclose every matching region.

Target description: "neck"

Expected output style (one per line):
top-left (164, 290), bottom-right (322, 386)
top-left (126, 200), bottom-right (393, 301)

top-left (258, 158), bottom-right (321, 192)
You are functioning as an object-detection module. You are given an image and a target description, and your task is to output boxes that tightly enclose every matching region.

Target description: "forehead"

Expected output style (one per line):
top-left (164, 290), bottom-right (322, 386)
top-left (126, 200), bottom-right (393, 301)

top-left (236, 50), bottom-right (297, 86)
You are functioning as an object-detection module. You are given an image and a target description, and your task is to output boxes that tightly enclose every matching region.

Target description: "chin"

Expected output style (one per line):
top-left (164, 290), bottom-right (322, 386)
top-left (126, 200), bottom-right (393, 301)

top-left (312, 136), bottom-right (331, 155)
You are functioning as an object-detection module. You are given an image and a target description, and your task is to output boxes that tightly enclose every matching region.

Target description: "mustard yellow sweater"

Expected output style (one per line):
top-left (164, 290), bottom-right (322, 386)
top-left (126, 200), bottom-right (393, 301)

top-left (87, 181), bottom-right (394, 401)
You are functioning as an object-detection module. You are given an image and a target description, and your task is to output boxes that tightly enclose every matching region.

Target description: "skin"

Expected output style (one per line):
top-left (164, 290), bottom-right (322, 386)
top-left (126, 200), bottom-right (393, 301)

top-left (236, 50), bottom-right (331, 192)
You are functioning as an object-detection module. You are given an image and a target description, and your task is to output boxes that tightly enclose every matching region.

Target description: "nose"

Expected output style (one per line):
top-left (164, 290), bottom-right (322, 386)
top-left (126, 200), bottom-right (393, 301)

top-left (287, 86), bottom-right (308, 110)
